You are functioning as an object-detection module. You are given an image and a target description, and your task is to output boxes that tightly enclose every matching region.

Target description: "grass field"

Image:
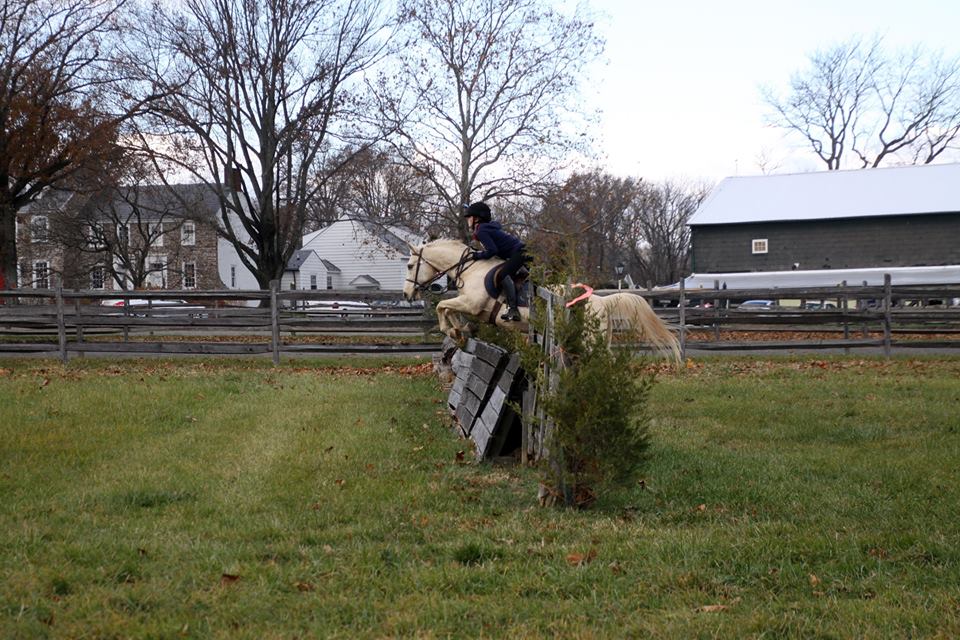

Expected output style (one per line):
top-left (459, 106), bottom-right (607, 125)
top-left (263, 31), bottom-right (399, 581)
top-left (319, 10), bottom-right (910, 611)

top-left (1, 355), bottom-right (958, 638)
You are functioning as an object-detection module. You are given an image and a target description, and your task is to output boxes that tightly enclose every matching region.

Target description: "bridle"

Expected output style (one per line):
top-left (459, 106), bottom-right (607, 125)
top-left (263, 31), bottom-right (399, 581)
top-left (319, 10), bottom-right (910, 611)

top-left (406, 246), bottom-right (475, 294)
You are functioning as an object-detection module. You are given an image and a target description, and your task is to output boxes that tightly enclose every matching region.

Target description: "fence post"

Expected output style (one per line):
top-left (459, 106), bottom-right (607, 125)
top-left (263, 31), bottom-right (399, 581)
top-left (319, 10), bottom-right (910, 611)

top-left (712, 279), bottom-right (720, 341)
top-left (55, 284), bottom-right (68, 364)
top-left (883, 274), bottom-right (892, 357)
top-left (841, 281), bottom-right (849, 354)
top-left (270, 280), bottom-right (280, 365)
top-left (122, 297), bottom-right (130, 342)
top-left (521, 285), bottom-right (536, 465)
top-left (678, 279), bottom-right (687, 361)
top-left (74, 298), bottom-right (84, 345)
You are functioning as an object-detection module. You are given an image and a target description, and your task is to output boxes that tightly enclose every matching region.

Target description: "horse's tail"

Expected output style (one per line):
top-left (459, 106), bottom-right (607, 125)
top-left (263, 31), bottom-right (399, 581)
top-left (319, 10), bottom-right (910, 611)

top-left (589, 293), bottom-right (681, 363)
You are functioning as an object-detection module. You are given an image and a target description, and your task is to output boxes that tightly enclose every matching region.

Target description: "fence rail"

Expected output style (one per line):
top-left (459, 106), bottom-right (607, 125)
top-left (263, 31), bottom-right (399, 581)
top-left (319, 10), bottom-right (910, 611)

top-left (4, 277), bottom-right (960, 362)
top-left (0, 283), bottom-right (437, 363)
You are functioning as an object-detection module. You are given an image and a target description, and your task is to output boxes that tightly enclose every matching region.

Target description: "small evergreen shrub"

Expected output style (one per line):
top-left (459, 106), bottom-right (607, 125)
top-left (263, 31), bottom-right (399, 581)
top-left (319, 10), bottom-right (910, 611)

top-left (519, 298), bottom-right (656, 507)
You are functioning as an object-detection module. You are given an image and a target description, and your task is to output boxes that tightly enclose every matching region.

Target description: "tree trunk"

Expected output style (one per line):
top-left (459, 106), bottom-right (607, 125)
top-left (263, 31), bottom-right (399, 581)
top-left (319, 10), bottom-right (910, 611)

top-left (0, 205), bottom-right (18, 290)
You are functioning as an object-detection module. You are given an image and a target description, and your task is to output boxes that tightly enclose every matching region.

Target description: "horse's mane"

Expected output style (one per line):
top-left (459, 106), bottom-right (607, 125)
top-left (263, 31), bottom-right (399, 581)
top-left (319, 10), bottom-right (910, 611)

top-left (422, 238), bottom-right (468, 250)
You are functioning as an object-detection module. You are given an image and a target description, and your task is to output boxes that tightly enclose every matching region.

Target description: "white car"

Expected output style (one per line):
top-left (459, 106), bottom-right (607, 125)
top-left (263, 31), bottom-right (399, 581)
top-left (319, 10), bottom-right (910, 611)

top-left (303, 300), bottom-right (372, 317)
top-left (100, 298), bottom-right (207, 317)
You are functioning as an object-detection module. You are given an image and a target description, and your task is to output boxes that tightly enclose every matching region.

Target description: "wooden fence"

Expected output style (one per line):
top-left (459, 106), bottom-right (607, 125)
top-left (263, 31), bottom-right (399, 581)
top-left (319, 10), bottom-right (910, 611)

top-left (4, 277), bottom-right (960, 363)
top-left (0, 283), bottom-right (436, 363)
top-left (614, 277), bottom-right (960, 359)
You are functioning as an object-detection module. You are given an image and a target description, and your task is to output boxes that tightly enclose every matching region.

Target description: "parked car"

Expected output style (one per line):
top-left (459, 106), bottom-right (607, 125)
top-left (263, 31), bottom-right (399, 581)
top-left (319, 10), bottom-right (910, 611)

top-left (738, 299), bottom-right (777, 310)
top-left (100, 298), bottom-right (207, 318)
top-left (303, 300), bottom-right (372, 317)
top-left (371, 299), bottom-right (425, 310)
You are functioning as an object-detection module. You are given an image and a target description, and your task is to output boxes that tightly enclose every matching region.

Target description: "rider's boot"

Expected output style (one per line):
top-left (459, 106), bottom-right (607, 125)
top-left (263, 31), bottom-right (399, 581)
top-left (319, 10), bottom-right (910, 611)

top-left (499, 277), bottom-right (521, 322)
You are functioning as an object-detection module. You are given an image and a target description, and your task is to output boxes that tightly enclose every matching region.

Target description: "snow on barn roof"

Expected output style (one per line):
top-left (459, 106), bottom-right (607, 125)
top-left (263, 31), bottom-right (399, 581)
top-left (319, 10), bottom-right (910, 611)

top-left (688, 163), bottom-right (960, 226)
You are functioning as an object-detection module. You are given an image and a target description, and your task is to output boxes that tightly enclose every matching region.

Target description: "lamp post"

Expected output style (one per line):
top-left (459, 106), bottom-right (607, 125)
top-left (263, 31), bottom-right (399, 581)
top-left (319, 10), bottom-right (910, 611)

top-left (615, 262), bottom-right (625, 290)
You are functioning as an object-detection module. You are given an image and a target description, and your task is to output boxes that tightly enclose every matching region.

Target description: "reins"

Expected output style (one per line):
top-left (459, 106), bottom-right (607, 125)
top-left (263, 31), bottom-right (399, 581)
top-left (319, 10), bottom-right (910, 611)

top-left (407, 247), bottom-right (475, 294)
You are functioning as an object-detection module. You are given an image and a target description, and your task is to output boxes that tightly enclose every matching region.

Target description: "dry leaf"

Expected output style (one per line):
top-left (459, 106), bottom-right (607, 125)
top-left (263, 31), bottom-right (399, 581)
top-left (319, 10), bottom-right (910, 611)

top-left (455, 450), bottom-right (466, 463)
top-left (566, 549), bottom-right (597, 567)
top-left (809, 573), bottom-right (821, 587)
top-left (696, 504), bottom-right (707, 512)
top-left (294, 581), bottom-right (315, 592)
top-left (220, 573), bottom-right (241, 586)
top-left (695, 604), bottom-right (728, 613)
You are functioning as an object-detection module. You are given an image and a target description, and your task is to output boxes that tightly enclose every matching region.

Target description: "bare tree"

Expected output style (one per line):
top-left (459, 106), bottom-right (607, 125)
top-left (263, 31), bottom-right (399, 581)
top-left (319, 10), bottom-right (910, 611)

top-left (127, 0), bottom-right (390, 289)
top-left (0, 0), bottom-right (135, 289)
top-left (624, 181), bottom-right (709, 287)
top-left (764, 37), bottom-right (960, 169)
top-left (527, 171), bottom-right (638, 284)
top-left (305, 146), bottom-right (433, 234)
top-left (382, 0), bottom-right (602, 240)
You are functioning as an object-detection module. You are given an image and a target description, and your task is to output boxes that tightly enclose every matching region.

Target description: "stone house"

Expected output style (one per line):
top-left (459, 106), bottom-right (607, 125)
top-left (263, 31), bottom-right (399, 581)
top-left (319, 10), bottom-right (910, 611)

top-left (16, 184), bottom-right (223, 292)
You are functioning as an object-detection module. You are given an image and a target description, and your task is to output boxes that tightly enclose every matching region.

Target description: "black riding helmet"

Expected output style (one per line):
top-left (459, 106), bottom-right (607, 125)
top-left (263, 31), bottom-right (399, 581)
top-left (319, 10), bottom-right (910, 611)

top-left (463, 201), bottom-right (491, 222)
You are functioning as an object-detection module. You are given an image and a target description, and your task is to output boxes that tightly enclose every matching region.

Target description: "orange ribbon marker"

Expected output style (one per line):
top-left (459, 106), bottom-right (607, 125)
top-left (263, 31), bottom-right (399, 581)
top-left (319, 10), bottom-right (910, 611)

top-left (564, 283), bottom-right (594, 308)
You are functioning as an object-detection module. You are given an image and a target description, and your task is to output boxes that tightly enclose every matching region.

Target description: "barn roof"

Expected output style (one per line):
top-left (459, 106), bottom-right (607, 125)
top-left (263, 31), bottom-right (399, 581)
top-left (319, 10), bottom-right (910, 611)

top-left (688, 163), bottom-right (960, 226)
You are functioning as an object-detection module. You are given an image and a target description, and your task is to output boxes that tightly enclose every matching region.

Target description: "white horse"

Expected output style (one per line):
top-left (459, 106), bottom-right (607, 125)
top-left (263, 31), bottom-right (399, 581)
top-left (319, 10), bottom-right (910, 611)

top-left (403, 238), bottom-right (680, 362)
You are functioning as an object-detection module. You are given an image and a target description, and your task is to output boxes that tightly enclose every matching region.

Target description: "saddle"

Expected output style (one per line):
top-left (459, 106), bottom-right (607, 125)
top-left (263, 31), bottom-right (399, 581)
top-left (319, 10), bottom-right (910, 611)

top-left (483, 264), bottom-right (530, 307)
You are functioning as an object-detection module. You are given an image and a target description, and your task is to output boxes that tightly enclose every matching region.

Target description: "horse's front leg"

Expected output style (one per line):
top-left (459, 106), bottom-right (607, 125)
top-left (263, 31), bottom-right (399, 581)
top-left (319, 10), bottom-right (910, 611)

top-left (437, 296), bottom-right (479, 340)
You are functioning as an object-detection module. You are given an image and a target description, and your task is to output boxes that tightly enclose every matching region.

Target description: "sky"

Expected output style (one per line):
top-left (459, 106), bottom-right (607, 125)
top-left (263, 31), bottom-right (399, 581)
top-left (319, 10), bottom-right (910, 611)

top-left (584, 0), bottom-right (960, 183)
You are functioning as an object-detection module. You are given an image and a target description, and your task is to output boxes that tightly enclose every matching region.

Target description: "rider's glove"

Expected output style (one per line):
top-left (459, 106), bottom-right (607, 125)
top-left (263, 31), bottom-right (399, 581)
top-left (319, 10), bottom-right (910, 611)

top-left (471, 251), bottom-right (484, 261)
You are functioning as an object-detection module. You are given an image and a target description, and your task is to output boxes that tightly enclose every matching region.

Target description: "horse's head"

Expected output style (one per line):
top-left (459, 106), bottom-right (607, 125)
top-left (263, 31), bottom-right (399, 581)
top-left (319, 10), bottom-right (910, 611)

top-left (403, 243), bottom-right (435, 301)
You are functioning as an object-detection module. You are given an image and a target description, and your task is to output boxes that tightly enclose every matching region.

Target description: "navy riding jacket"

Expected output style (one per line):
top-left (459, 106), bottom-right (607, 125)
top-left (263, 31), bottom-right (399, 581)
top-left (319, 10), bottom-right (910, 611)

top-left (472, 221), bottom-right (524, 260)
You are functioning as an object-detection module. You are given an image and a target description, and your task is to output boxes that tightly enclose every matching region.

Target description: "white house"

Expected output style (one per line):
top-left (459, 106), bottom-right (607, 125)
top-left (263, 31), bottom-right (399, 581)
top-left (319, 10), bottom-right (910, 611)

top-left (281, 249), bottom-right (327, 290)
top-left (300, 217), bottom-right (422, 291)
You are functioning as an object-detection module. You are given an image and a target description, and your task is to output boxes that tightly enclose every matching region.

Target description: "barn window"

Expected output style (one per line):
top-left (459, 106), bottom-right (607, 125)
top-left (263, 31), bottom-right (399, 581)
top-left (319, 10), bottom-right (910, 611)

top-left (751, 239), bottom-right (768, 255)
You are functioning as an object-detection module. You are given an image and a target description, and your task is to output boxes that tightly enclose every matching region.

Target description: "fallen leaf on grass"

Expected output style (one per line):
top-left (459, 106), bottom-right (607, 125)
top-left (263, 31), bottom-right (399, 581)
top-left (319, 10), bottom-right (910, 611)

top-left (695, 597), bottom-right (740, 613)
top-left (220, 573), bottom-right (241, 586)
top-left (294, 581), bottom-right (315, 592)
top-left (566, 549), bottom-right (597, 567)
top-left (334, 479), bottom-right (346, 488)
top-left (809, 573), bottom-right (821, 587)
top-left (455, 450), bottom-right (466, 463)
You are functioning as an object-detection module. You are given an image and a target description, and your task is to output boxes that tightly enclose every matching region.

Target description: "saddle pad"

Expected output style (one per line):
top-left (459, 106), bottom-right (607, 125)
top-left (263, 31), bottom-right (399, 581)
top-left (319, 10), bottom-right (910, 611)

top-left (483, 264), bottom-right (505, 299)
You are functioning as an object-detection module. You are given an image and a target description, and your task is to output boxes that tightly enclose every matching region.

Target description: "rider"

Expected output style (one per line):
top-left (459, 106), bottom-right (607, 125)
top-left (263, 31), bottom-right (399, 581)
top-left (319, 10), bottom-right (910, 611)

top-left (463, 201), bottom-right (527, 322)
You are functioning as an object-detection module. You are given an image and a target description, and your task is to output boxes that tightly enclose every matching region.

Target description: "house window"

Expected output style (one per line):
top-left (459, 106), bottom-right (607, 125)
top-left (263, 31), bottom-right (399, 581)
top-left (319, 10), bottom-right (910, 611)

top-left (751, 239), bottom-right (768, 255)
top-left (90, 266), bottom-right (105, 290)
top-left (310, 274), bottom-right (317, 290)
top-left (146, 258), bottom-right (166, 288)
top-left (183, 262), bottom-right (196, 289)
top-left (84, 223), bottom-right (106, 249)
top-left (181, 222), bottom-right (196, 246)
top-left (149, 222), bottom-right (164, 247)
top-left (326, 275), bottom-right (333, 290)
top-left (230, 265), bottom-right (237, 288)
top-left (117, 223), bottom-right (130, 247)
top-left (34, 261), bottom-right (49, 289)
top-left (31, 216), bottom-right (48, 243)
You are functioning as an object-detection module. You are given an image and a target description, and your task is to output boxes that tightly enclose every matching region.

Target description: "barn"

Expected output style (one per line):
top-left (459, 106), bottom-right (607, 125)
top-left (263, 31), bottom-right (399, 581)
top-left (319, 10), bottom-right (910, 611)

top-left (687, 163), bottom-right (960, 277)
